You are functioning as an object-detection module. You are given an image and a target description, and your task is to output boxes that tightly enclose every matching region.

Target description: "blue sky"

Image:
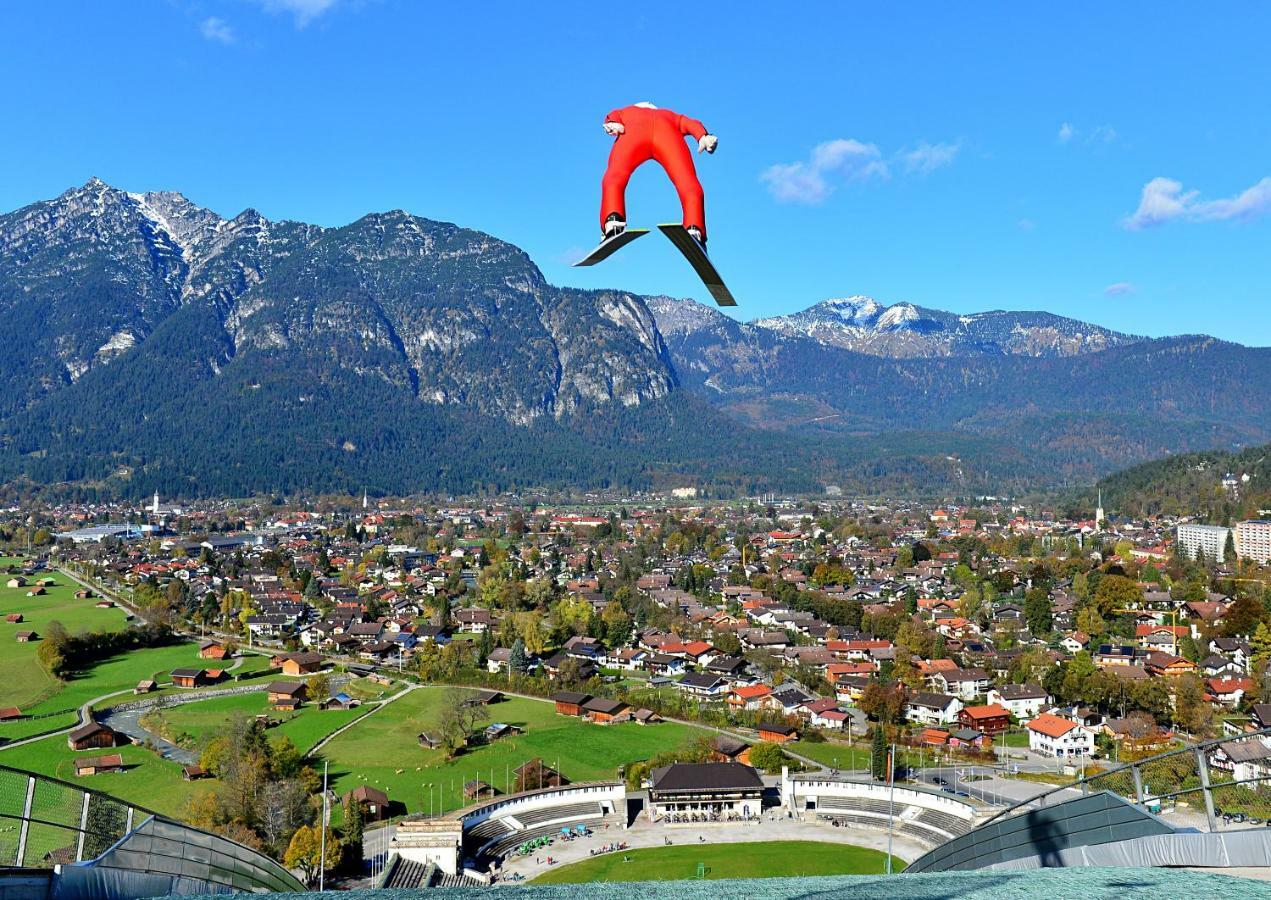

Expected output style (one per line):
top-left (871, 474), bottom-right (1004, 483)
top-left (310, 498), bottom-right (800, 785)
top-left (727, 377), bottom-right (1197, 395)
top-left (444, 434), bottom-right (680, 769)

top-left (2, 2), bottom-right (1269, 344)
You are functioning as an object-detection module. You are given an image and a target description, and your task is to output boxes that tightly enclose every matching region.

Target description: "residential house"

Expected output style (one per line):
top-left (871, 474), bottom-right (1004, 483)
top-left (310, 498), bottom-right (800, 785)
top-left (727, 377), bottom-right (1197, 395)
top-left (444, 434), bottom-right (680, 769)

top-left (1027, 713), bottom-right (1096, 759)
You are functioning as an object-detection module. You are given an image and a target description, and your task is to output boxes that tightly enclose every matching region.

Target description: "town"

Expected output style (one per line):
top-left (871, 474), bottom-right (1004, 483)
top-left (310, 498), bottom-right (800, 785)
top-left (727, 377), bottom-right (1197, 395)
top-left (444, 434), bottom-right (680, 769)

top-left (1, 489), bottom-right (1269, 884)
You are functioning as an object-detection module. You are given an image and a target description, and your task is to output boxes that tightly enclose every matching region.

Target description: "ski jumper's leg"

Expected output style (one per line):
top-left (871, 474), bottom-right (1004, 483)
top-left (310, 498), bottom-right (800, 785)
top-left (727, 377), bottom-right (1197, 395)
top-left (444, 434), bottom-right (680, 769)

top-left (601, 139), bottom-right (651, 230)
top-left (653, 137), bottom-right (706, 238)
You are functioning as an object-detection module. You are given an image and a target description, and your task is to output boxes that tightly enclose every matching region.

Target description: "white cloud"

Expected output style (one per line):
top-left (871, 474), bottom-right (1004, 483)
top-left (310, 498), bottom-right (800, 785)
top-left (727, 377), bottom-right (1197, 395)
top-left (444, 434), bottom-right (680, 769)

top-left (761, 139), bottom-right (888, 204)
top-left (900, 141), bottom-right (961, 175)
top-left (1123, 175), bottom-right (1271, 229)
top-left (1058, 122), bottom-right (1118, 146)
top-left (762, 136), bottom-right (959, 204)
top-left (199, 16), bottom-right (235, 43)
top-left (1104, 282), bottom-right (1136, 296)
top-left (254, 0), bottom-right (340, 27)
top-left (1088, 125), bottom-right (1118, 144)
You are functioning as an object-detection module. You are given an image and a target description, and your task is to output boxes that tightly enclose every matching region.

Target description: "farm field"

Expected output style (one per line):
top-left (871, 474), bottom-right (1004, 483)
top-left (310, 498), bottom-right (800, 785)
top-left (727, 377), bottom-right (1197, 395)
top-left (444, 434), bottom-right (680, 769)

top-left (0, 643), bottom-right (278, 743)
top-left (0, 733), bottom-right (192, 818)
top-left (318, 686), bottom-right (713, 816)
top-left (0, 558), bottom-right (132, 710)
top-left (144, 685), bottom-right (375, 752)
top-left (531, 840), bottom-right (898, 883)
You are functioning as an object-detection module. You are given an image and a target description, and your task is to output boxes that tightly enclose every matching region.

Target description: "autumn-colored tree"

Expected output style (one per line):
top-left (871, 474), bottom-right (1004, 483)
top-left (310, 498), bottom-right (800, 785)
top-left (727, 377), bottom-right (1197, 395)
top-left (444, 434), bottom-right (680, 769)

top-left (283, 824), bottom-right (342, 886)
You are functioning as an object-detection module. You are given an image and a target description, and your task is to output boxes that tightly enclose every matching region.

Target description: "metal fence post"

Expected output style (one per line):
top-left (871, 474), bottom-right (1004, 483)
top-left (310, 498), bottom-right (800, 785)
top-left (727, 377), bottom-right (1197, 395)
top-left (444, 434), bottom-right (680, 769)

top-left (1195, 747), bottom-right (1217, 831)
top-left (1133, 765), bottom-right (1144, 805)
top-left (16, 775), bottom-right (36, 867)
top-left (76, 791), bottom-right (91, 861)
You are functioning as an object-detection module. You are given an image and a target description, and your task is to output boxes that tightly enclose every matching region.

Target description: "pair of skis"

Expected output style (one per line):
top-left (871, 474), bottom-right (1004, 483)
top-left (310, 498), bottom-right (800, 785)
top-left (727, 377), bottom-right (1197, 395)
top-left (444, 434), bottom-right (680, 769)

top-left (573, 224), bottom-right (736, 307)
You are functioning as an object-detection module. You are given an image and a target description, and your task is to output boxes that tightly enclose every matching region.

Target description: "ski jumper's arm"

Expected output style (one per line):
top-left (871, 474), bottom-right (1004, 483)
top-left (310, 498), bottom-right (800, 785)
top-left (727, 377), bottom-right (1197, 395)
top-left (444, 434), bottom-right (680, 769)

top-left (603, 108), bottom-right (626, 136)
top-left (676, 114), bottom-right (708, 141)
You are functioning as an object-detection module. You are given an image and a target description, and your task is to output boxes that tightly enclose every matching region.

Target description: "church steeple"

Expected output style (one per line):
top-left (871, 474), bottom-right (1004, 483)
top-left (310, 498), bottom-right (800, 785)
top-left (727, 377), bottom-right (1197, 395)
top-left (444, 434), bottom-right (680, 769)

top-left (1095, 489), bottom-right (1105, 532)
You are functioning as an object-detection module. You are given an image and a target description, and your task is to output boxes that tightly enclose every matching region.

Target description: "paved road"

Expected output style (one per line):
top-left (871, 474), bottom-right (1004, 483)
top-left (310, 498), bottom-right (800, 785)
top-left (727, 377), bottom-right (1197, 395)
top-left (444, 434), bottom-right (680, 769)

top-left (101, 706), bottom-right (199, 765)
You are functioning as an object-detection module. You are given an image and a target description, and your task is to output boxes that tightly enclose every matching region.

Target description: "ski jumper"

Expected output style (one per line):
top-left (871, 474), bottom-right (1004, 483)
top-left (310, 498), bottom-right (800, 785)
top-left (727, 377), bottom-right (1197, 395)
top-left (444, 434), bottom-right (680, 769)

top-left (601, 105), bottom-right (709, 238)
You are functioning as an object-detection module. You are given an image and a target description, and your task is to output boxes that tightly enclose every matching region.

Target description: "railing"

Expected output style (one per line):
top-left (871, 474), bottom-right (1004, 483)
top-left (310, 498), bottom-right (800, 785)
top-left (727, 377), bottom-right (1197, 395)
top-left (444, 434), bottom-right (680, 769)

top-left (982, 725), bottom-right (1271, 831)
top-left (0, 763), bottom-right (304, 892)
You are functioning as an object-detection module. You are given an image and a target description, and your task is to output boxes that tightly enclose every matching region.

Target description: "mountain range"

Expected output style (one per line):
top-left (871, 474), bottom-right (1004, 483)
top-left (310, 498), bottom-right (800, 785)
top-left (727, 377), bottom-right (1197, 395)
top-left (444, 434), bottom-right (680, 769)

top-left (0, 179), bottom-right (1268, 500)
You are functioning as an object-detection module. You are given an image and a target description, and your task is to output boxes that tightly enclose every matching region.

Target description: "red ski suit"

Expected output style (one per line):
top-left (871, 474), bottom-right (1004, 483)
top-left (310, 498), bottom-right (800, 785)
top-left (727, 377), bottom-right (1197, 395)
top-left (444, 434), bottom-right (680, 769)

top-left (601, 105), bottom-right (709, 238)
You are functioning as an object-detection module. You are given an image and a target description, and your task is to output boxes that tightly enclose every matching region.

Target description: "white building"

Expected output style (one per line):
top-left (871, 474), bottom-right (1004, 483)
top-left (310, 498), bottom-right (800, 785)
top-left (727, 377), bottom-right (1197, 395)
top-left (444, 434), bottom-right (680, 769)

top-left (905, 692), bottom-right (964, 726)
top-left (1027, 713), bottom-right (1096, 759)
top-left (1176, 523), bottom-right (1232, 562)
top-left (1236, 521), bottom-right (1271, 565)
top-left (987, 684), bottom-right (1050, 721)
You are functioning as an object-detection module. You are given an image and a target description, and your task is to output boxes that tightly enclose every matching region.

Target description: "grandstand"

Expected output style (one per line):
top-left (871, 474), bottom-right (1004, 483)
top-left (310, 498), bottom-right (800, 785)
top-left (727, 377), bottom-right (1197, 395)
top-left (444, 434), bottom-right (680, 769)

top-left (783, 771), bottom-right (981, 848)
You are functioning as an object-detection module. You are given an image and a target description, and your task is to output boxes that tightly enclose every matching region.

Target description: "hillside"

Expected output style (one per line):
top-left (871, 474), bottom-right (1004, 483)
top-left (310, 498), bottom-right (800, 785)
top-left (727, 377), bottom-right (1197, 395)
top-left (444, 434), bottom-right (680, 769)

top-left (1098, 442), bottom-right (1271, 519)
top-left (0, 181), bottom-right (1268, 499)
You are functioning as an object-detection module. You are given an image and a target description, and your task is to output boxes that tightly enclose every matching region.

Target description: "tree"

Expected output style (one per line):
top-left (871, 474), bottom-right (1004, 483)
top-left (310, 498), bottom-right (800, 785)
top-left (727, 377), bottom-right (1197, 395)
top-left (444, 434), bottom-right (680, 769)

top-left (308, 672), bottom-right (332, 705)
top-left (283, 824), bottom-right (342, 887)
top-left (748, 741), bottom-right (789, 774)
top-left (342, 793), bottom-right (365, 870)
top-left (871, 726), bottom-right (889, 781)
top-left (508, 638), bottom-right (529, 674)
top-left (1023, 589), bottom-right (1053, 637)
top-left (1093, 574), bottom-right (1142, 617)
top-left (1173, 673), bottom-right (1214, 737)
top-left (436, 688), bottom-right (483, 756)
top-left (1223, 594), bottom-right (1267, 637)
top-left (859, 680), bottom-right (908, 725)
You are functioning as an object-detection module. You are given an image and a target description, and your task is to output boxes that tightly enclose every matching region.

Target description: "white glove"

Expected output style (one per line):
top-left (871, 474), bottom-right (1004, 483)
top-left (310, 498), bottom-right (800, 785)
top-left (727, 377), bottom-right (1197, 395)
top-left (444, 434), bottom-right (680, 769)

top-left (604, 121), bottom-right (625, 136)
top-left (698, 134), bottom-right (718, 154)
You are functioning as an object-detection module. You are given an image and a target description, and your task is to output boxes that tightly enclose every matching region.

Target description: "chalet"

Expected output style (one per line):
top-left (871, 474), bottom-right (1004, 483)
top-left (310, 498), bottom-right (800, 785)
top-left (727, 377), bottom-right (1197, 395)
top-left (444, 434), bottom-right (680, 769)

top-left (481, 722), bottom-right (522, 741)
top-left (68, 722), bottom-right (123, 751)
top-left (1145, 653), bottom-right (1196, 677)
top-left (486, 647), bottom-right (512, 673)
top-left (1209, 738), bottom-right (1271, 784)
top-left (582, 697), bottom-right (629, 724)
top-left (134, 680), bottom-right (157, 695)
top-left (987, 684), bottom-right (1050, 721)
top-left (463, 780), bottom-right (495, 800)
top-left (4, 613), bottom-right (22, 624)
top-left (266, 681), bottom-right (308, 710)
top-left (550, 691), bottom-right (591, 717)
top-left (170, 668), bottom-right (207, 689)
top-left (513, 759), bottom-right (567, 791)
top-left (757, 722), bottom-right (798, 743)
top-left (632, 708), bottom-right (661, 725)
top-left (1027, 713), bottom-right (1096, 759)
top-left (675, 672), bottom-right (730, 698)
top-left (345, 785), bottom-right (392, 821)
top-left (1207, 677), bottom-right (1255, 708)
top-left (906, 692), bottom-right (964, 726)
top-left (199, 641), bottom-right (229, 660)
top-left (958, 703), bottom-right (1011, 736)
top-left (279, 652), bottom-right (325, 676)
top-left (182, 765), bottom-right (209, 781)
top-left (6, 576), bottom-right (26, 588)
top-left (453, 607), bottom-right (494, 633)
top-left (14, 631), bottom-right (36, 643)
top-left (462, 689), bottom-right (504, 706)
top-left (74, 754), bottom-right (124, 777)
top-left (800, 698), bottom-right (848, 730)
top-left (729, 684), bottom-right (773, 711)
top-left (0, 707), bottom-right (20, 721)
top-left (932, 667), bottom-right (990, 701)
top-left (1093, 645), bottom-right (1138, 668)
top-left (320, 693), bottom-right (359, 711)
top-left (710, 735), bottom-right (750, 763)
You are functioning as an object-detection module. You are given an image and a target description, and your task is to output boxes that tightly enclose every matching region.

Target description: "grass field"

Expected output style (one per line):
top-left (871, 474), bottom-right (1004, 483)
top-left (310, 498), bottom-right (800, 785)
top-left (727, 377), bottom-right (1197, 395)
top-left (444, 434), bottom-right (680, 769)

top-left (788, 739), bottom-right (873, 770)
top-left (144, 687), bottom-right (374, 752)
top-left (530, 840), bottom-right (899, 883)
top-left (0, 558), bottom-right (133, 710)
top-left (0, 733), bottom-right (193, 817)
top-left (318, 687), bottom-right (712, 816)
